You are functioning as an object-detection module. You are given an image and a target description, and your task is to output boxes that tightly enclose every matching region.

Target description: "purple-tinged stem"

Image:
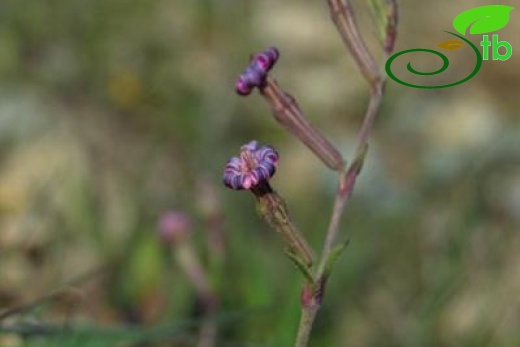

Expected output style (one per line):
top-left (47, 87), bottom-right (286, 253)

top-left (318, 83), bottom-right (383, 275)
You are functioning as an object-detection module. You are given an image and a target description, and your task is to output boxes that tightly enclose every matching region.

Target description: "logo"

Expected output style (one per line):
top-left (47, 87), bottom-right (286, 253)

top-left (386, 5), bottom-right (515, 89)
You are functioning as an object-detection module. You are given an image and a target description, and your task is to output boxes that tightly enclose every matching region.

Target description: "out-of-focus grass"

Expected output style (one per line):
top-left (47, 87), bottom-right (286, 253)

top-left (1, 0), bottom-right (519, 346)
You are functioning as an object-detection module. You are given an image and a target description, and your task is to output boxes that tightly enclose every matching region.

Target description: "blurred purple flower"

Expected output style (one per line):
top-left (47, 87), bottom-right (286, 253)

top-left (235, 47), bottom-right (279, 95)
top-left (223, 141), bottom-right (279, 190)
top-left (158, 211), bottom-right (192, 244)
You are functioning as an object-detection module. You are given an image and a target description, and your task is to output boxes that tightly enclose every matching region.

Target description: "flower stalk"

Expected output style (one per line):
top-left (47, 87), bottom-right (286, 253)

top-left (158, 212), bottom-right (218, 347)
top-left (327, 0), bottom-right (381, 87)
top-left (253, 183), bottom-right (314, 267)
top-left (260, 77), bottom-right (345, 172)
top-left (174, 241), bottom-right (218, 347)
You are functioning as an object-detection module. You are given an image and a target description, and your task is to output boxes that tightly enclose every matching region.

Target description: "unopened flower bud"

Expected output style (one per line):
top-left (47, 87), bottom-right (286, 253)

top-left (235, 47), bottom-right (280, 95)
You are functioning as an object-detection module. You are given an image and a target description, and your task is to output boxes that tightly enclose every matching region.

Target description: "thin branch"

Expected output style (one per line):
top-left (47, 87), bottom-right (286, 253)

top-left (327, 0), bottom-right (381, 86)
top-left (294, 79), bottom-right (385, 347)
top-left (317, 82), bottom-right (384, 278)
top-left (316, 170), bottom-right (349, 276)
top-left (260, 77), bottom-right (345, 171)
top-left (174, 242), bottom-right (219, 347)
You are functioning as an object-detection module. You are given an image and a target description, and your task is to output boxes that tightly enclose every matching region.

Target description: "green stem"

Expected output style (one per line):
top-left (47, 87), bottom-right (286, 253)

top-left (294, 304), bottom-right (319, 347)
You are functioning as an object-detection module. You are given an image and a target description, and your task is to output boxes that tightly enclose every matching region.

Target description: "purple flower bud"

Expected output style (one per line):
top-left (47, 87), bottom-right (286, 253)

top-left (223, 141), bottom-right (279, 190)
top-left (235, 47), bottom-right (279, 96)
top-left (235, 76), bottom-right (253, 95)
top-left (254, 47), bottom-right (279, 72)
top-left (235, 64), bottom-right (266, 95)
top-left (158, 211), bottom-right (192, 244)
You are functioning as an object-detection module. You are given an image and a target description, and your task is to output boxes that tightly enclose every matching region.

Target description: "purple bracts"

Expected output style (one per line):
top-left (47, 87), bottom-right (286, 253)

top-left (223, 141), bottom-right (279, 190)
top-left (235, 47), bottom-right (279, 96)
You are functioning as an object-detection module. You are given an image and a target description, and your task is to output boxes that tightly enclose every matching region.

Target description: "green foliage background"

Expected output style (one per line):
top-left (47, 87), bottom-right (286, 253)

top-left (1, 0), bottom-right (519, 346)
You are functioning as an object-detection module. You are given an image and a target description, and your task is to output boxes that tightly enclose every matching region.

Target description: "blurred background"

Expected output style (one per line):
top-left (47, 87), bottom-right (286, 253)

top-left (0, 0), bottom-right (519, 346)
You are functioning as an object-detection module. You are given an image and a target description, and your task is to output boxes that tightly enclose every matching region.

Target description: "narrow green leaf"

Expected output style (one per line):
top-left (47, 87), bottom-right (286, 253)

top-left (453, 5), bottom-right (514, 35)
top-left (323, 239), bottom-right (350, 279)
top-left (368, 0), bottom-right (387, 44)
top-left (284, 248), bottom-right (315, 285)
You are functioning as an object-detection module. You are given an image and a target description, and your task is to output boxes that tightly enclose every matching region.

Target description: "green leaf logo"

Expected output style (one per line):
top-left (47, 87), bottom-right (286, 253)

top-left (453, 5), bottom-right (515, 35)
